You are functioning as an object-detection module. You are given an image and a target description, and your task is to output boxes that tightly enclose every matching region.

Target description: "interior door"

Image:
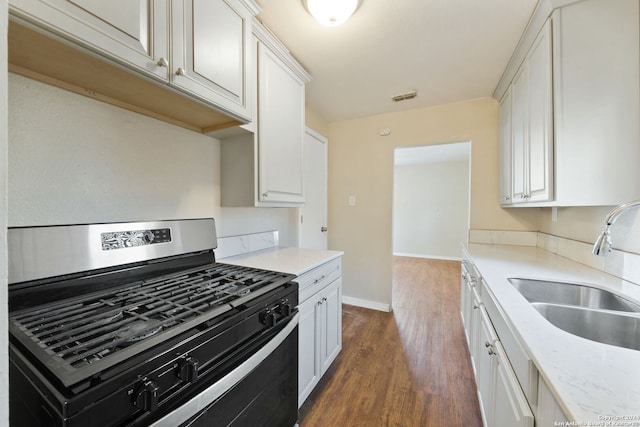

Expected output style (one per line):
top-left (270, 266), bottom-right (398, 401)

top-left (299, 127), bottom-right (328, 249)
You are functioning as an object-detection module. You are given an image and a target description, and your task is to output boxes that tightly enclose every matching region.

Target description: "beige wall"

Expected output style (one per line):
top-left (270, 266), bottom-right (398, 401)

top-left (305, 106), bottom-right (330, 136)
top-left (327, 97), bottom-right (538, 307)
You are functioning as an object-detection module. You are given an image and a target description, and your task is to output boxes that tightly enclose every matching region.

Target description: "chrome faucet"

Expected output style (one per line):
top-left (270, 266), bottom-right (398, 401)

top-left (593, 200), bottom-right (640, 256)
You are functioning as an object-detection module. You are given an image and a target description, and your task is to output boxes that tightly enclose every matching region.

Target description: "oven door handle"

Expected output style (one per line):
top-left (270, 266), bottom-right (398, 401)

top-left (149, 313), bottom-right (299, 427)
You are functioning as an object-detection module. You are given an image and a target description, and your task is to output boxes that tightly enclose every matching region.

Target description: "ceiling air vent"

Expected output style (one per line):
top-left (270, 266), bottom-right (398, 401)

top-left (391, 91), bottom-right (417, 102)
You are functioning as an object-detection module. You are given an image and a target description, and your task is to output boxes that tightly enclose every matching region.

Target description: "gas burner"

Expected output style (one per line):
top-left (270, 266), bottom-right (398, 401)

top-left (116, 320), bottom-right (163, 343)
top-left (221, 284), bottom-right (251, 296)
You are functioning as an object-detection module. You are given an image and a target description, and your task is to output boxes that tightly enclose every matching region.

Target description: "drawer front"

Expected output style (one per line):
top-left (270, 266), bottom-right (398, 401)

top-left (298, 258), bottom-right (342, 303)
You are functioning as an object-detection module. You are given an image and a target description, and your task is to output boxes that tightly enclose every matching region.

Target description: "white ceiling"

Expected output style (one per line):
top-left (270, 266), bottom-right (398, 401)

top-left (254, 0), bottom-right (538, 123)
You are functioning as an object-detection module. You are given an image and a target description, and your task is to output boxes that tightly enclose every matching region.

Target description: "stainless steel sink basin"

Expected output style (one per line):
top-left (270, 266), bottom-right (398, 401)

top-left (532, 303), bottom-right (640, 351)
top-left (508, 278), bottom-right (640, 313)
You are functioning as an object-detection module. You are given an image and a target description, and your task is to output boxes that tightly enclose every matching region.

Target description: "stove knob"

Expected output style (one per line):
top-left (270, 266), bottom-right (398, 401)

top-left (134, 378), bottom-right (159, 412)
top-left (260, 310), bottom-right (277, 327)
top-left (277, 303), bottom-right (292, 317)
top-left (177, 357), bottom-right (200, 383)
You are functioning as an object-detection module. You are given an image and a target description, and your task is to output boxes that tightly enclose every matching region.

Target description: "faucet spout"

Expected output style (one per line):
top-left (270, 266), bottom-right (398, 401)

top-left (592, 200), bottom-right (640, 256)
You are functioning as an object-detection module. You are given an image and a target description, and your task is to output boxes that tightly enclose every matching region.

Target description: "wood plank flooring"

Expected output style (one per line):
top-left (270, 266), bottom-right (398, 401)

top-left (299, 257), bottom-right (482, 427)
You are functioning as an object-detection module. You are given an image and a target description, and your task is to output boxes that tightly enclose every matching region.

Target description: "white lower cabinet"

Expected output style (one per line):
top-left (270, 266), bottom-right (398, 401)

top-left (493, 341), bottom-right (534, 427)
top-left (536, 376), bottom-right (570, 426)
top-left (297, 258), bottom-right (343, 408)
top-left (462, 255), bottom-right (534, 427)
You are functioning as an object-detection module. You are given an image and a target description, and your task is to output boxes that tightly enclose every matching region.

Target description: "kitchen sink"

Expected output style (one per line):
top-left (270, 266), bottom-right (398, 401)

top-left (531, 303), bottom-right (640, 351)
top-left (508, 278), bottom-right (640, 313)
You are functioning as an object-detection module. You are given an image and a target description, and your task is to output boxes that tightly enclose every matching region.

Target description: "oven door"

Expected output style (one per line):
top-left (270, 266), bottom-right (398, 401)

top-left (150, 313), bottom-right (299, 427)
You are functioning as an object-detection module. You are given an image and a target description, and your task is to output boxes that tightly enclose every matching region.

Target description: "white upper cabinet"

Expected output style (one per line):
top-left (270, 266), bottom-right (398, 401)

top-left (8, 0), bottom-right (258, 131)
top-left (257, 42), bottom-right (305, 204)
top-left (171, 0), bottom-right (252, 121)
top-left (552, 0), bottom-right (640, 206)
top-left (496, 0), bottom-right (640, 207)
top-left (501, 19), bottom-right (553, 205)
top-left (498, 87), bottom-right (513, 205)
top-left (219, 27), bottom-right (310, 208)
top-left (9, 0), bottom-right (169, 80)
top-left (525, 20), bottom-right (553, 203)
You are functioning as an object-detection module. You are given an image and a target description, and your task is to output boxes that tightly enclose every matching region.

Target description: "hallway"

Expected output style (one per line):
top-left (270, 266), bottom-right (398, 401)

top-left (299, 257), bottom-right (482, 426)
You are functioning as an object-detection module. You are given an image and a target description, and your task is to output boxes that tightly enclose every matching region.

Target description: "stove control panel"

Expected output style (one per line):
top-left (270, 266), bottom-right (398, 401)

top-left (101, 228), bottom-right (172, 250)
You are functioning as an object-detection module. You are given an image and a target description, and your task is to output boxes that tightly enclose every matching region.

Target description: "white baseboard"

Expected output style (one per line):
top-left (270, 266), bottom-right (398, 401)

top-left (342, 296), bottom-right (391, 312)
top-left (393, 252), bottom-right (461, 261)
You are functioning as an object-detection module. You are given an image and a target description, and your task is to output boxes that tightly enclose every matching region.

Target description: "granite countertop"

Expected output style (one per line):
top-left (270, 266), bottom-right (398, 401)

top-left (466, 243), bottom-right (640, 422)
top-left (219, 247), bottom-right (344, 276)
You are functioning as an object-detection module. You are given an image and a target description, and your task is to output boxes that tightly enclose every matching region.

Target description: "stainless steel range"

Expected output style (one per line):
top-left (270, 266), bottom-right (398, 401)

top-left (8, 219), bottom-right (299, 427)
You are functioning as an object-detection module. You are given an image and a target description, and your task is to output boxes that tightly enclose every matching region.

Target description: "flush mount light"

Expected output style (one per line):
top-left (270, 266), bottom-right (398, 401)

top-left (303, 0), bottom-right (362, 27)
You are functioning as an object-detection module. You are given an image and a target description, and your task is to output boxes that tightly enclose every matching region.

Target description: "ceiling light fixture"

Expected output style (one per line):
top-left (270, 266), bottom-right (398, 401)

top-left (303, 0), bottom-right (362, 27)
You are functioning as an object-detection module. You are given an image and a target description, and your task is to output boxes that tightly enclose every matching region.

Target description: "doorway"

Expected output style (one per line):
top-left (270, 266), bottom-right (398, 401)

top-left (299, 127), bottom-right (328, 249)
top-left (392, 142), bottom-right (471, 260)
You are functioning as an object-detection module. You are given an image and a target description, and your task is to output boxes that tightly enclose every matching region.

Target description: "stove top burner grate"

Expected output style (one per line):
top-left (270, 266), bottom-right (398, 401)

top-left (9, 263), bottom-right (294, 387)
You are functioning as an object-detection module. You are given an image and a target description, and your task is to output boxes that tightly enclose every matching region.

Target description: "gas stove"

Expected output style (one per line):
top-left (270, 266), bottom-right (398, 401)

top-left (8, 219), bottom-right (299, 427)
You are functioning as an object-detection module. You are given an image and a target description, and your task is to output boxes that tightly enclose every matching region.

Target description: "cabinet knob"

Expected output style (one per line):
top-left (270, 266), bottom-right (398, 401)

top-left (262, 192), bottom-right (269, 198)
top-left (156, 57), bottom-right (169, 67)
top-left (321, 226), bottom-right (328, 232)
top-left (176, 67), bottom-right (186, 76)
top-left (503, 196), bottom-right (511, 201)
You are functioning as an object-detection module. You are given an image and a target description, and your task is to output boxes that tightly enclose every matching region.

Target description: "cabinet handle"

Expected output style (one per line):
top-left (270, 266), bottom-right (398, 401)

top-left (176, 67), bottom-right (186, 76)
top-left (156, 57), bottom-right (169, 67)
top-left (473, 304), bottom-right (480, 310)
top-left (314, 275), bottom-right (326, 284)
top-left (485, 341), bottom-right (492, 348)
top-left (262, 192), bottom-right (269, 198)
top-left (503, 196), bottom-right (511, 201)
top-left (488, 347), bottom-right (496, 356)
top-left (321, 226), bottom-right (328, 232)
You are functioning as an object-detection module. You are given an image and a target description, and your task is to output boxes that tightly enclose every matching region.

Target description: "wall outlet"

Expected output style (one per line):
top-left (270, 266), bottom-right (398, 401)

top-left (348, 195), bottom-right (356, 206)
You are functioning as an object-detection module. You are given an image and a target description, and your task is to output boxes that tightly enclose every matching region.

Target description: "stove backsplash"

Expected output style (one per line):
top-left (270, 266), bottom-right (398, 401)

top-left (216, 231), bottom-right (279, 259)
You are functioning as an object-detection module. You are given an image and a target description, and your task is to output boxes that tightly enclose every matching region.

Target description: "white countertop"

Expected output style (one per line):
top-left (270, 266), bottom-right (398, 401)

top-left (466, 244), bottom-right (640, 422)
top-left (219, 247), bottom-right (344, 276)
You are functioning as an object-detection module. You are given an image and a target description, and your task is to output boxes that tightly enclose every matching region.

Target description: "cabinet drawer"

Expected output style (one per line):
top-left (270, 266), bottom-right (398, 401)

top-left (298, 258), bottom-right (342, 303)
top-left (482, 283), bottom-right (538, 406)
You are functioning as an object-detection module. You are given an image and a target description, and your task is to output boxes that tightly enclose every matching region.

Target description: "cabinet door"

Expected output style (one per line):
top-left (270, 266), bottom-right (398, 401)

top-left (460, 267), bottom-right (470, 339)
top-left (499, 87), bottom-right (513, 205)
top-left (257, 42), bottom-right (305, 204)
top-left (492, 342), bottom-right (534, 427)
top-left (171, 0), bottom-right (251, 121)
top-left (10, 0), bottom-right (168, 80)
top-left (298, 296), bottom-right (320, 408)
top-left (476, 306), bottom-right (497, 426)
top-left (526, 20), bottom-right (553, 203)
top-left (320, 278), bottom-right (342, 374)
top-left (511, 66), bottom-right (528, 203)
top-left (553, 0), bottom-right (640, 206)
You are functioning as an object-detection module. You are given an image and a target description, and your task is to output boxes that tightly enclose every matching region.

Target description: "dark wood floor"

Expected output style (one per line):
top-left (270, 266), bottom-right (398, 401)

top-left (299, 257), bottom-right (482, 427)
